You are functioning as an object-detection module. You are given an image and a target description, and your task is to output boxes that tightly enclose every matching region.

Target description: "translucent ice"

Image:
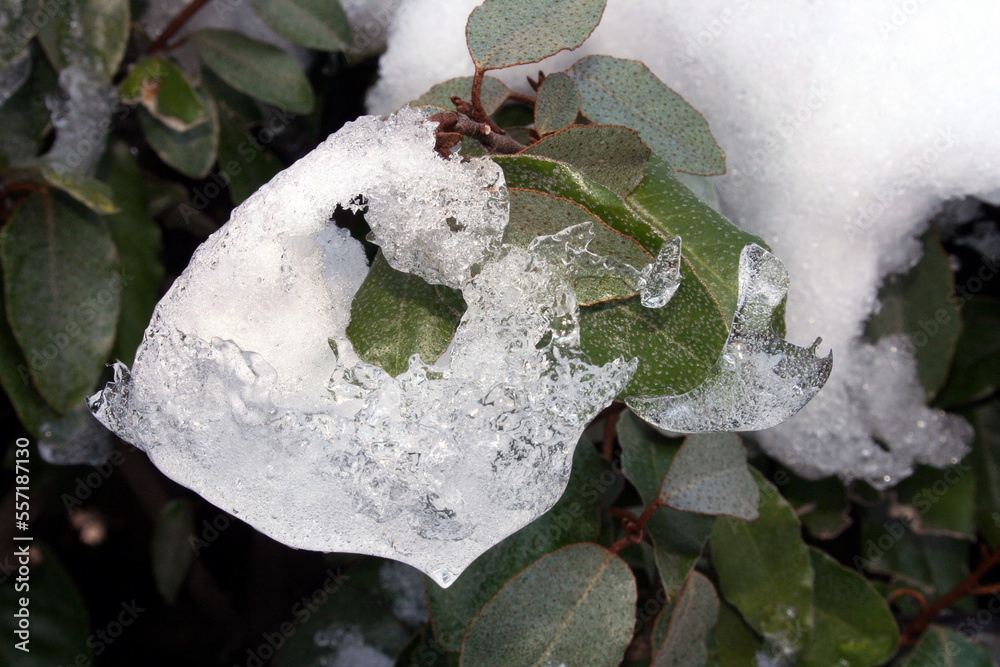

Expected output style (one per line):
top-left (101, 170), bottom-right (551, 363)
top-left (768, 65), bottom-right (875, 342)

top-left (526, 222), bottom-right (682, 308)
top-left (368, 0), bottom-right (998, 484)
top-left (627, 244), bottom-right (831, 433)
top-left (89, 108), bottom-right (633, 586)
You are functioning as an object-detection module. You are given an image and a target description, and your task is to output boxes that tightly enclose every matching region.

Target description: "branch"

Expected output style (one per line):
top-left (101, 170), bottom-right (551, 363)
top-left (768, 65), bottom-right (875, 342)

top-left (429, 111), bottom-right (526, 157)
top-left (609, 498), bottom-right (664, 554)
top-left (147, 0), bottom-right (214, 53)
top-left (900, 544), bottom-right (1000, 646)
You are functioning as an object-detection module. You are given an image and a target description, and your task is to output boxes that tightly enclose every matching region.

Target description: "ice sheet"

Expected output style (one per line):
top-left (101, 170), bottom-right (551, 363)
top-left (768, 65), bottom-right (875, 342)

top-left (89, 108), bottom-right (633, 585)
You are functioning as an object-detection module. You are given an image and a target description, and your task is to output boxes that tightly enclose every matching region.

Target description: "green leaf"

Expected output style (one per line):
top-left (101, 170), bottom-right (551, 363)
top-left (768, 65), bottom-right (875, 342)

top-left (97, 140), bottom-right (164, 365)
top-left (522, 124), bottom-right (651, 198)
top-left (411, 76), bottom-right (511, 115)
top-left (200, 66), bottom-right (264, 125)
top-left (781, 472), bottom-right (852, 539)
top-left (937, 296), bottom-right (1000, 408)
top-left (191, 29), bottom-right (315, 114)
top-left (346, 252), bottom-right (464, 377)
top-left (711, 598), bottom-right (762, 667)
top-left (967, 399), bottom-right (1000, 548)
top-left (427, 441), bottom-right (606, 651)
top-left (140, 92), bottom-right (220, 179)
top-left (799, 548), bottom-right (899, 667)
top-left (119, 57), bottom-right (209, 131)
top-left (494, 153), bottom-right (760, 397)
top-left (460, 543), bottom-right (635, 667)
top-left (0, 192), bottom-right (120, 412)
top-left (396, 629), bottom-right (460, 667)
top-left (248, 0), bottom-right (352, 51)
top-left (900, 626), bottom-right (993, 666)
top-left (893, 460), bottom-right (976, 538)
top-left (711, 470), bottom-right (814, 652)
top-left (151, 499), bottom-right (195, 604)
top-left (504, 188), bottom-right (653, 304)
top-left (617, 411), bottom-right (713, 598)
top-left (0, 277), bottom-right (59, 434)
top-left (0, 543), bottom-right (92, 667)
top-left (534, 73), bottom-right (580, 136)
top-left (865, 226), bottom-right (961, 399)
top-left (0, 49), bottom-right (58, 166)
top-left (650, 571), bottom-right (719, 667)
top-left (216, 103), bottom-right (283, 204)
top-left (0, 0), bottom-right (40, 70)
top-left (567, 55), bottom-right (726, 175)
top-left (659, 432), bottom-right (758, 520)
top-left (272, 559), bottom-right (425, 667)
top-left (466, 0), bottom-right (607, 71)
top-left (858, 508), bottom-right (970, 602)
top-left (38, 164), bottom-right (118, 214)
top-left (37, 0), bottom-right (130, 78)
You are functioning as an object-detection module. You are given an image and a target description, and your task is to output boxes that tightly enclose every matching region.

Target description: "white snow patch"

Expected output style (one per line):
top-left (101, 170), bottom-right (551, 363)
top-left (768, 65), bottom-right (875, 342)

top-left (368, 0), bottom-right (997, 483)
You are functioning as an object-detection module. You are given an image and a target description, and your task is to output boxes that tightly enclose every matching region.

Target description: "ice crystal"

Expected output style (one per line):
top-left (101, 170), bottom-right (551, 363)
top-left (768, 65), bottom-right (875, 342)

top-left (89, 108), bottom-right (633, 586)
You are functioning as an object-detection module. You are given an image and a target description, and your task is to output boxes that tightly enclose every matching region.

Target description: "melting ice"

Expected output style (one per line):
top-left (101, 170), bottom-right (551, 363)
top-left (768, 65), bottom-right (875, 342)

top-left (89, 108), bottom-right (633, 586)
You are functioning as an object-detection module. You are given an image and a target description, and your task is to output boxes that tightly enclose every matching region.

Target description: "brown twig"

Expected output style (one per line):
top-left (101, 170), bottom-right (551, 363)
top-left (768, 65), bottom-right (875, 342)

top-left (508, 91), bottom-right (537, 106)
top-left (900, 545), bottom-right (1000, 646)
top-left (609, 498), bottom-right (663, 554)
top-left (147, 0), bottom-right (214, 53)
top-left (428, 111), bottom-right (526, 156)
top-left (887, 588), bottom-right (928, 612)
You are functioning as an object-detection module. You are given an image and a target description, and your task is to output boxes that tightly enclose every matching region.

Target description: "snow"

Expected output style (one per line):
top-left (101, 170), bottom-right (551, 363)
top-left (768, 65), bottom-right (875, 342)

top-left (367, 0), bottom-right (999, 484)
top-left (89, 108), bottom-right (633, 586)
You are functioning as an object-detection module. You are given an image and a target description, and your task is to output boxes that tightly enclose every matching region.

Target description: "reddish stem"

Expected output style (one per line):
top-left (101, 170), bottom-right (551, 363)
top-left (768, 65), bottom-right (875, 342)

top-left (147, 0), bottom-right (214, 53)
top-left (900, 545), bottom-right (1000, 646)
top-left (609, 498), bottom-right (663, 554)
top-left (508, 91), bottom-right (537, 106)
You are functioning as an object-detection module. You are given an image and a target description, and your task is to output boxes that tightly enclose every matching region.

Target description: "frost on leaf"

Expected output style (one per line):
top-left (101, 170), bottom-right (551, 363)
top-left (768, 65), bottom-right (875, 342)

top-left (88, 108), bottom-right (633, 587)
top-left (627, 244), bottom-right (832, 432)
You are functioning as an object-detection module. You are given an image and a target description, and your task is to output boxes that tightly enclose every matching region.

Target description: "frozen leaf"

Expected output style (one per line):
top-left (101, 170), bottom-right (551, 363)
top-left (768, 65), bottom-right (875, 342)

top-left (191, 29), bottom-right (315, 114)
top-left (346, 252), bottom-right (463, 376)
top-left (567, 55), bottom-right (725, 175)
top-left (37, 0), bottom-right (129, 79)
top-left (1, 192), bottom-right (120, 413)
top-left (659, 432), bottom-right (759, 520)
top-left (459, 543), bottom-right (635, 667)
top-left (534, 72), bottom-right (580, 135)
top-left (798, 548), bottom-right (898, 667)
top-left (522, 124), bottom-right (650, 198)
top-left (89, 109), bottom-right (634, 586)
top-left (495, 153), bottom-right (763, 397)
top-left (38, 404), bottom-right (112, 465)
top-left (865, 227), bottom-right (960, 399)
top-left (216, 103), bottom-right (283, 204)
top-left (411, 76), bottom-right (510, 114)
top-left (937, 297), bottom-right (1000, 408)
top-left (712, 471), bottom-right (814, 655)
top-left (900, 626), bottom-right (993, 667)
top-left (528, 222), bottom-right (680, 308)
top-left (119, 57), bottom-right (209, 132)
top-left (426, 441), bottom-right (605, 651)
top-left (248, 0), bottom-right (352, 51)
top-left (650, 571), bottom-right (719, 667)
top-left (627, 243), bottom-right (832, 432)
top-left (139, 93), bottom-right (220, 179)
top-left (466, 0), bottom-right (607, 71)
top-left (152, 499), bottom-right (196, 604)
